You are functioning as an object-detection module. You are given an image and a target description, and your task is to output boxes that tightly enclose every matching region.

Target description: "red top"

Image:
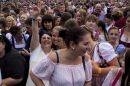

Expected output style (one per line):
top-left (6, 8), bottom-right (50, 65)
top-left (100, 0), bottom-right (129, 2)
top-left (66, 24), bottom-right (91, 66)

top-left (119, 28), bottom-right (130, 48)
top-left (114, 17), bottom-right (126, 29)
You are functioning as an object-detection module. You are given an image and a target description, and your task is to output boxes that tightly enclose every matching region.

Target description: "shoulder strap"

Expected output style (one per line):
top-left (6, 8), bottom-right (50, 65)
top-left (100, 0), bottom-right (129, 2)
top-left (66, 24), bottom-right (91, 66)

top-left (11, 36), bottom-right (15, 48)
top-left (97, 42), bottom-right (109, 67)
top-left (97, 43), bottom-right (102, 58)
top-left (112, 69), bottom-right (122, 86)
top-left (55, 51), bottom-right (59, 63)
top-left (82, 56), bottom-right (85, 70)
top-left (23, 34), bottom-right (27, 43)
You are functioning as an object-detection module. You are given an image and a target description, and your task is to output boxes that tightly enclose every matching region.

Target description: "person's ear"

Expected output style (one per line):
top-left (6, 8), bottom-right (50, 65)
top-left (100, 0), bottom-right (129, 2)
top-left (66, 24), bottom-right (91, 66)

top-left (69, 41), bottom-right (76, 50)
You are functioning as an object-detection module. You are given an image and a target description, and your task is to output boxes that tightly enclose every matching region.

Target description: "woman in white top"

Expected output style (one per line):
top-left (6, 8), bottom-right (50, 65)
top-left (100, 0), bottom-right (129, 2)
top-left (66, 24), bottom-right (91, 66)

top-left (81, 26), bottom-right (120, 86)
top-left (26, 14), bottom-right (53, 86)
top-left (6, 25), bottom-right (29, 51)
top-left (30, 26), bottom-right (92, 86)
top-left (107, 26), bottom-right (125, 64)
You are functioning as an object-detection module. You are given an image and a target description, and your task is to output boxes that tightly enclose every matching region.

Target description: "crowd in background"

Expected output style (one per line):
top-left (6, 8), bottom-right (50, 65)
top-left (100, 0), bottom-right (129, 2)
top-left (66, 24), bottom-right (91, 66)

top-left (0, 0), bottom-right (130, 86)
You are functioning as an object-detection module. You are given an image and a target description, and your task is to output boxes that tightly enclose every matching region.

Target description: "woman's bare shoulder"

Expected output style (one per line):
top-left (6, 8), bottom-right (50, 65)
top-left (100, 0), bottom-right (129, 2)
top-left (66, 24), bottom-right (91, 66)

top-left (48, 51), bottom-right (58, 63)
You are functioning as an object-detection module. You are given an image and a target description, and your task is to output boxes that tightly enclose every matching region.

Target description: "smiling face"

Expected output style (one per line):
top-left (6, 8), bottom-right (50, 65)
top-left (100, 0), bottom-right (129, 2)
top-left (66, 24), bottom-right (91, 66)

top-left (41, 34), bottom-right (52, 48)
top-left (74, 34), bottom-right (92, 56)
top-left (85, 20), bottom-right (97, 30)
top-left (52, 29), bottom-right (61, 46)
top-left (7, 19), bottom-right (13, 27)
top-left (108, 29), bottom-right (119, 43)
top-left (20, 14), bottom-right (28, 24)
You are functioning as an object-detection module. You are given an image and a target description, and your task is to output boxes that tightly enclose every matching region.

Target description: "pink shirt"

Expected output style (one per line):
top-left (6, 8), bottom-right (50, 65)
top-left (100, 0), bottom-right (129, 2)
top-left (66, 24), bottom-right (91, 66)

top-left (32, 58), bottom-right (92, 86)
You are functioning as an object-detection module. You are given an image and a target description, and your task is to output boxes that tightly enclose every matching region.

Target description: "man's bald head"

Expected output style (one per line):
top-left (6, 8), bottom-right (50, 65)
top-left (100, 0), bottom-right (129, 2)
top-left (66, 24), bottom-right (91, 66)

top-left (95, 4), bottom-right (102, 14)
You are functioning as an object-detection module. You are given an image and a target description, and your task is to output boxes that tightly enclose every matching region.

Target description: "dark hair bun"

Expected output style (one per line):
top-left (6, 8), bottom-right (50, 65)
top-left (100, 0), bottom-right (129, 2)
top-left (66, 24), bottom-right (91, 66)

top-left (59, 29), bottom-right (68, 39)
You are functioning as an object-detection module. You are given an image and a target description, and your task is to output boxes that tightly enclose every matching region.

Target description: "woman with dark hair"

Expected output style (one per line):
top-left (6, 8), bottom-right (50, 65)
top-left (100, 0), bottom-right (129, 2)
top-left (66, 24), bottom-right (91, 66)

top-left (41, 14), bottom-right (55, 33)
top-left (30, 26), bottom-right (92, 86)
top-left (121, 49), bottom-right (130, 86)
top-left (6, 25), bottom-right (29, 51)
top-left (0, 35), bottom-right (27, 86)
top-left (59, 12), bottom-right (72, 27)
top-left (95, 20), bottom-right (108, 42)
top-left (80, 25), bottom-right (119, 86)
top-left (26, 16), bottom-right (53, 86)
top-left (64, 19), bottom-right (78, 29)
top-left (53, 16), bottom-right (60, 26)
top-left (119, 14), bottom-right (130, 49)
top-left (0, 18), bottom-right (7, 36)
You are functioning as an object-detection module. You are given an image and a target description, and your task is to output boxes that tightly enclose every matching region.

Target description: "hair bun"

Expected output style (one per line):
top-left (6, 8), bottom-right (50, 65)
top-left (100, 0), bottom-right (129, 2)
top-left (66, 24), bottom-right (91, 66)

top-left (59, 29), bottom-right (68, 39)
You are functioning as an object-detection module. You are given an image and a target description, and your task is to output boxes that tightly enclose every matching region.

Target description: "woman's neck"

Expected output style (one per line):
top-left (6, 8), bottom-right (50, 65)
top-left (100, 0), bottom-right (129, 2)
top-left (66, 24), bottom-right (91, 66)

top-left (108, 41), bottom-right (117, 45)
top-left (42, 46), bottom-right (52, 55)
top-left (125, 27), bottom-right (130, 32)
top-left (64, 48), bottom-right (79, 61)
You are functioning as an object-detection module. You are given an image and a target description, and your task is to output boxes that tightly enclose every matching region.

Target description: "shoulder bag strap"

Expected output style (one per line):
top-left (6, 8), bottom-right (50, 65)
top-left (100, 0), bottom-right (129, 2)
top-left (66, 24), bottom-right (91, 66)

top-left (82, 56), bottom-right (85, 70)
top-left (112, 69), bottom-right (122, 86)
top-left (55, 51), bottom-right (59, 63)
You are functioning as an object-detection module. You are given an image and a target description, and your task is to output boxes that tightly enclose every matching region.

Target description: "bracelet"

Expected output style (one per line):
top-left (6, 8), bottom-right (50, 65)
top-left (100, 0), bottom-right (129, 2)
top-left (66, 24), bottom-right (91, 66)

top-left (92, 74), bottom-right (98, 77)
top-left (98, 68), bottom-right (102, 74)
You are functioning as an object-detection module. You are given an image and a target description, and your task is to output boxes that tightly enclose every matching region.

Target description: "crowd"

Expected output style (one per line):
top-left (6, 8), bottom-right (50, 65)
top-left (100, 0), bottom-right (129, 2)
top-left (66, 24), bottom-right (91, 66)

top-left (0, 0), bottom-right (130, 86)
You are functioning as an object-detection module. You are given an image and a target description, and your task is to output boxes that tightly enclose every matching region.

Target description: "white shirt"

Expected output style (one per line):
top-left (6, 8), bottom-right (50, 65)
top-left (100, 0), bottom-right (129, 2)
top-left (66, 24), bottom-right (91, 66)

top-left (93, 42), bottom-right (117, 63)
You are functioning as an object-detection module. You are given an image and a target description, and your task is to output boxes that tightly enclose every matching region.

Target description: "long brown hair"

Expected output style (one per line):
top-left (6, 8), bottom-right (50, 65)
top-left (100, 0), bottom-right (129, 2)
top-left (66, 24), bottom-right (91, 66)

top-left (121, 49), bottom-right (130, 86)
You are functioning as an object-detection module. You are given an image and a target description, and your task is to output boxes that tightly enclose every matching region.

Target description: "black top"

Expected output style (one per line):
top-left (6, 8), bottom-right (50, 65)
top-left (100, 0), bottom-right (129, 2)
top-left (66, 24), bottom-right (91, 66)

top-left (0, 48), bottom-right (27, 86)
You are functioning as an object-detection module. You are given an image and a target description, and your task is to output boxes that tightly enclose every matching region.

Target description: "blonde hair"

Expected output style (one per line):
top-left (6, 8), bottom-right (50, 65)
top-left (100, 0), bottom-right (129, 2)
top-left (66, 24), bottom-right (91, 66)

top-left (6, 16), bottom-right (16, 25)
top-left (53, 26), bottom-right (63, 32)
top-left (77, 9), bottom-right (87, 25)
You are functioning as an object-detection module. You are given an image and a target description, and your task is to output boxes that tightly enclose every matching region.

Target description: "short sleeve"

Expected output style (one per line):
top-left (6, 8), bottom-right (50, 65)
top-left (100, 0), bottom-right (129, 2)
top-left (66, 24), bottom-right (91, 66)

top-left (85, 59), bottom-right (92, 82)
top-left (32, 58), bottom-right (56, 81)
top-left (6, 33), bottom-right (12, 44)
top-left (98, 42), bottom-right (117, 63)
